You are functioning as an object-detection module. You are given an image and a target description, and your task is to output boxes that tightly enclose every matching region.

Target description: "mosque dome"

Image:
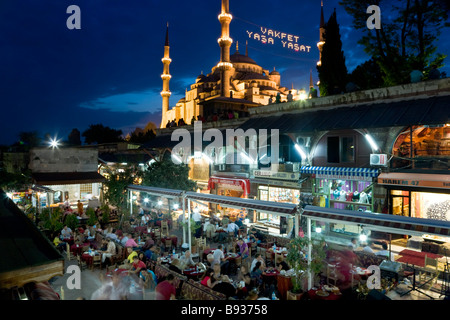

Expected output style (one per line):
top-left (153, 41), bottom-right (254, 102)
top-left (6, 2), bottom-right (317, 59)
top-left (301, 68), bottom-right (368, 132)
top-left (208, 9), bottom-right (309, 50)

top-left (230, 52), bottom-right (258, 65)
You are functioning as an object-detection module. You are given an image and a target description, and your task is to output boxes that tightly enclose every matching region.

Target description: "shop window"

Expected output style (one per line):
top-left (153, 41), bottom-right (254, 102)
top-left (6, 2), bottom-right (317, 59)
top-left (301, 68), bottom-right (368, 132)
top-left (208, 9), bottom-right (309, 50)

top-left (53, 191), bottom-right (62, 203)
top-left (390, 190), bottom-right (450, 221)
top-left (392, 124), bottom-right (450, 169)
top-left (327, 136), bottom-right (354, 163)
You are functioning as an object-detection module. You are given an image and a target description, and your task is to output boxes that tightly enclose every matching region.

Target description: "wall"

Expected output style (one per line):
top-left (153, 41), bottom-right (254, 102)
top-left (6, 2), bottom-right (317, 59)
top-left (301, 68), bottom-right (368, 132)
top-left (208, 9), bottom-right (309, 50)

top-left (29, 147), bottom-right (98, 173)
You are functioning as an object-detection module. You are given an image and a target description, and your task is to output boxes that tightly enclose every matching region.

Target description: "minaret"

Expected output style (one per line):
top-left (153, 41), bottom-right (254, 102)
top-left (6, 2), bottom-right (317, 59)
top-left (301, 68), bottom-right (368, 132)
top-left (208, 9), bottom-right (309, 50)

top-left (309, 69), bottom-right (314, 90)
top-left (317, 0), bottom-right (325, 66)
top-left (160, 23), bottom-right (172, 128)
top-left (217, 0), bottom-right (234, 98)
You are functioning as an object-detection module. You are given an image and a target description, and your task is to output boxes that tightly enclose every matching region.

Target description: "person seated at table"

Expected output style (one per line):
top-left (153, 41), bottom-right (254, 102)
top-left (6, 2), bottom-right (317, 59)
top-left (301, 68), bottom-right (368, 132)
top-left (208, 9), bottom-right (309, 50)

top-left (227, 220), bottom-right (239, 237)
top-left (125, 234), bottom-right (139, 248)
top-left (250, 253), bottom-right (266, 272)
top-left (236, 265), bottom-right (251, 299)
top-left (118, 247), bottom-right (138, 269)
top-left (207, 263), bottom-right (223, 288)
top-left (248, 227), bottom-right (264, 244)
top-left (375, 242), bottom-right (395, 261)
top-left (348, 238), bottom-right (358, 251)
top-left (156, 210), bottom-right (164, 221)
top-left (212, 275), bottom-right (237, 299)
top-left (101, 237), bottom-right (117, 264)
top-left (237, 238), bottom-right (250, 268)
top-left (129, 255), bottom-right (147, 276)
top-left (141, 235), bottom-right (155, 251)
top-left (84, 226), bottom-right (96, 242)
top-left (61, 225), bottom-right (73, 240)
top-left (144, 244), bottom-right (160, 262)
top-left (362, 240), bottom-right (376, 255)
top-left (120, 234), bottom-right (129, 247)
top-left (213, 245), bottom-right (230, 275)
top-left (137, 251), bottom-right (148, 265)
top-left (205, 221), bottom-right (217, 240)
top-left (275, 255), bottom-right (290, 272)
top-left (250, 261), bottom-right (264, 289)
top-left (200, 267), bottom-right (214, 287)
top-left (179, 250), bottom-right (196, 270)
top-left (139, 268), bottom-right (157, 291)
top-left (140, 212), bottom-right (149, 226)
top-left (74, 230), bottom-right (86, 245)
top-left (245, 288), bottom-right (259, 300)
top-left (168, 258), bottom-right (183, 274)
top-left (155, 274), bottom-right (176, 300)
top-left (53, 232), bottom-right (67, 253)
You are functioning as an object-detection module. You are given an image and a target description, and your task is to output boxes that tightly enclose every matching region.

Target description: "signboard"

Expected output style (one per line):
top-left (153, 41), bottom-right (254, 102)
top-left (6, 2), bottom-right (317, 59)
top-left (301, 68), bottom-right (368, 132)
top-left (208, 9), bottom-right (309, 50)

top-left (378, 174), bottom-right (450, 190)
top-left (253, 170), bottom-right (300, 180)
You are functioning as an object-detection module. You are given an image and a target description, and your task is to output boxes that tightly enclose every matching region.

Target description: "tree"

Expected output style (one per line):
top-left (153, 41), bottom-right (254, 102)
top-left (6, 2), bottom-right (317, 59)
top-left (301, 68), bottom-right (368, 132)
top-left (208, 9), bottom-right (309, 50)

top-left (340, 0), bottom-right (448, 86)
top-left (348, 58), bottom-right (384, 90)
top-left (127, 129), bottom-right (156, 144)
top-left (67, 128), bottom-right (82, 146)
top-left (102, 166), bottom-right (140, 213)
top-left (0, 171), bottom-right (31, 192)
top-left (317, 9), bottom-right (348, 96)
top-left (82, 124), bottom-right (124, 145)
top-left (142, 160), bottom-right (197, 191)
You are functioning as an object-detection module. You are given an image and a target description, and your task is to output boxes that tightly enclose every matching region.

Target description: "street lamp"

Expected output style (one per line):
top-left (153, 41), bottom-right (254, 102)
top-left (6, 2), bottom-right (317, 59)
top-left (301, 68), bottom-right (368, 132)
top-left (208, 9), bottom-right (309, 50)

top-left (49, 137), bottom-right (60, 148)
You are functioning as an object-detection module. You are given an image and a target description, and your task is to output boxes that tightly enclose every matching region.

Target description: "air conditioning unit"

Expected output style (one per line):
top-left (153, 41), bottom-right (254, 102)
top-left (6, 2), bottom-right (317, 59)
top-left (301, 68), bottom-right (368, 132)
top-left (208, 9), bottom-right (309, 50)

top-left (370, 154), bottom-right (388, 166)
top-left (218, 164), bottom-right (226, 171)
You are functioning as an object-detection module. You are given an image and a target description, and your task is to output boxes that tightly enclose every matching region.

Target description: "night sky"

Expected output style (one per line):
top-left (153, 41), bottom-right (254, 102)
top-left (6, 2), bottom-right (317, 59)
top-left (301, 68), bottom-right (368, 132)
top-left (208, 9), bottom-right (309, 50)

top-left (1, 0), bottom-right (449, 146)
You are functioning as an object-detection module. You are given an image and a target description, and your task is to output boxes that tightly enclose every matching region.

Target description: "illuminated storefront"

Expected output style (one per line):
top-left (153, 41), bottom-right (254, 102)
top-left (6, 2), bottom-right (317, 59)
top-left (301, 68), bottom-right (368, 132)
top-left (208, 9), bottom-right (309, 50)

top-left (252, 170), bottom-right (300, 229)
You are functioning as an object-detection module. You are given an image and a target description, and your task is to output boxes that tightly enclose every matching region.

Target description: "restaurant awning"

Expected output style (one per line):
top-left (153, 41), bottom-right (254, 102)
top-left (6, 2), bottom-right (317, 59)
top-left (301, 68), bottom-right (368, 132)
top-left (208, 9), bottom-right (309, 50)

top-left (207, 176), bottom-right (251, 197)
top-left (32, 172), bottom-right (105, 186)
top-left (377, 172), bottom-right (450, 192)
top-left (0, 189), bottom-right (64, 289)
top-left (300, 166), bottom-right (379, 181)
top-left (127, 185), bottom-right (184, 198)
top-left (302, 205), bottom-right (450, 237)
top-left (185, 191), bottom-right (298, 216)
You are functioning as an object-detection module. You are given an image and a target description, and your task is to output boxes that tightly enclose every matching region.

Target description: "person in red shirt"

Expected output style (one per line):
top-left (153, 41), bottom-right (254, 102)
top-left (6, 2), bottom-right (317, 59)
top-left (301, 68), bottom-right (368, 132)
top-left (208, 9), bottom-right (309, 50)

top-left (129, 256), bottom-right (146, 276)
top-left (155, 274), bottom-right (176, 300)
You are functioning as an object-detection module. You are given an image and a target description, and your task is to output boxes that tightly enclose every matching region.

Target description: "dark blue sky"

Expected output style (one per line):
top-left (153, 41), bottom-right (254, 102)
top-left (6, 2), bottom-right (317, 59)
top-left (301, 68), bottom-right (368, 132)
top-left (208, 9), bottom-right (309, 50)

top-left (1, 0), bottom-right (449, 146)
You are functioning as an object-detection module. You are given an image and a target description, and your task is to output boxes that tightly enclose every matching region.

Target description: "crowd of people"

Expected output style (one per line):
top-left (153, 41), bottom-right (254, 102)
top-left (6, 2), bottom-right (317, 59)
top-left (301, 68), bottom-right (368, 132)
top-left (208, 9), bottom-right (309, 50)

top-left (55, 202), bottom-right (293, 300)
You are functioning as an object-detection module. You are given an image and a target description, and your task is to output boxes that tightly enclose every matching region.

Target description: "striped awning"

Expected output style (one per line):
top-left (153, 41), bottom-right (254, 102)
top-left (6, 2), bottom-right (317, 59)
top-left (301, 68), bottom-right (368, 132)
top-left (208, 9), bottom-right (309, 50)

top-left (127, 185), bottom-right (184, 198)
top-left (303, 205), bottom-right (450, 237)
top-left (185, 191), bottom-right (298, 216)
top-left (300, 166), bottom-right (379, 181)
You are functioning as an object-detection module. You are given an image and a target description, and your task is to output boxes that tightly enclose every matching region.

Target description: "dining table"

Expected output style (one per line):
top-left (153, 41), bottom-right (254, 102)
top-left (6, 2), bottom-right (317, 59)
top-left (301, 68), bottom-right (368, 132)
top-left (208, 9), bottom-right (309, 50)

top-left (396, 249), bottom-right (443, 267)
top-left (105, 268), bottom-right (144, 300)
top-left (308, 286), bottom-right (342, 300)
top-left (183, 267), bottom-right (204, 280)
top-left (81, 250), bottom-right (100, 267)
top-left (161, 236), bottom-right (178, 248)
top-left (70, 242), bottom-right (90, 256)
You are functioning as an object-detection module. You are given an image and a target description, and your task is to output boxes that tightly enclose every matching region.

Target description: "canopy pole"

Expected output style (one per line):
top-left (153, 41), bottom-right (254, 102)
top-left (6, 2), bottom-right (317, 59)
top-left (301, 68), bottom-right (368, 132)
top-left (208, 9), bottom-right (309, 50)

top-left (307, 217), bottom-right (312, 290)
top-left (188, 199), bottom-right (192, 252)
top-left (294, 213), bottom-right (299, 238)
top-left (182, 195), bottom-right (186, 245)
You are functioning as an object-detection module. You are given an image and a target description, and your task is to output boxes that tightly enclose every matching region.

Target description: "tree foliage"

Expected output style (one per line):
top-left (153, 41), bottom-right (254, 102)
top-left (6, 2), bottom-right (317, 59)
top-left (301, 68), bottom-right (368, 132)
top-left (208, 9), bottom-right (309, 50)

top-left (102, 166), bottom-right (140, 213)
top-left (340, 0), bottom-right (448, 86)
top-left (82, 124), bottom-right (124, 145)
top-left (0, 171), bottom-right (32, 192)
top-left (67, 128), bottom-right (82, 146)
top-left (142, 160), bottom-right (197, 191)
top-left (317, 9), bottom-right (348, 96)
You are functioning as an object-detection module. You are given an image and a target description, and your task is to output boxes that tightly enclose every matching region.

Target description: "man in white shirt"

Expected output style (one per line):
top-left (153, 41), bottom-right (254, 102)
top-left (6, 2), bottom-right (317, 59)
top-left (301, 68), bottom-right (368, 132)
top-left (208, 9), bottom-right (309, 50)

top-left (250, 253), bottom-right (266, 272)
top-left (376, 242), bottom-right (395, 261)
top-left (120, 234), bottom-right (129, 247)
top-left (101, 238), bottom-right (117, 263)
top-left (141, 214), bottom-right (149, 226)
top-left (61, 226), bottom-right (73, 240)
top-left (192, 210), bottom-right (202, 224)
top-left (363, 241), bottom-right (375, 255)
top-left (226, 221), bottom-right (239, 237)
top-left (212, 245), bottom-right (230, 274)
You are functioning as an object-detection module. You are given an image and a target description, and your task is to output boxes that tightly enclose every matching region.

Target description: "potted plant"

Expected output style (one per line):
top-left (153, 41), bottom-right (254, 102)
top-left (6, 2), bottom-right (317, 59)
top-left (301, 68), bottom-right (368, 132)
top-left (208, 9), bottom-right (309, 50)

top-left (286, 235), bottom-right (326, 300)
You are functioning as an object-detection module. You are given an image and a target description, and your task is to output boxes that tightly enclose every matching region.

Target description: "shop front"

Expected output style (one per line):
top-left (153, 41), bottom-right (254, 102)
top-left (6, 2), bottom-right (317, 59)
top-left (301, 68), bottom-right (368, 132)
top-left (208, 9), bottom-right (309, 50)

top-left (251, 170), bottom-right (301, 231)
top-left (207, 176), bottom-right (251, 221)
top-left (377, 172), bottom-right (450, 244)
top-left (300, 166), bottom-right (380, 212)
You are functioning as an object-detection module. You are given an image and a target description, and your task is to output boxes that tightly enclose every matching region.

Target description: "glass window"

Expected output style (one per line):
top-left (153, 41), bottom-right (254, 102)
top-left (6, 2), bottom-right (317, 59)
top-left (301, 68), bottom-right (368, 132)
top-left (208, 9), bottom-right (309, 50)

top-left (327, 136), bottom-right (340, 163)
top-left (341, 137), bottom-right (355, 163)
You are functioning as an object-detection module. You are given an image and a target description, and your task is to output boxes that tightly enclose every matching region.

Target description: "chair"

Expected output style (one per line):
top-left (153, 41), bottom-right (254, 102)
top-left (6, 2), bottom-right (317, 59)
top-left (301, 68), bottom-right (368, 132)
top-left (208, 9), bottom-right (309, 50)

top-left (161, 220), bottom-right (169, 237)
top-left (327, 264), bottom-right (339, 286)
top-left (419, 255), bottom-right (440, 289)
top-left (92, 255), bottom-right (102, 270)
top-left (164, 239), bottom-right (172, 252)
top-left (66, 243), bottom-right (74, 261)
top-left (77, 254), bottom-right (88, 271)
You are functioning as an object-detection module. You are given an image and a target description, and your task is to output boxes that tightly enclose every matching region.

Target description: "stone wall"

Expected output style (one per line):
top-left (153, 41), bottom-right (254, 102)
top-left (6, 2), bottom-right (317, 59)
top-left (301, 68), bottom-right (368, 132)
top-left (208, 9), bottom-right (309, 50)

top-left (29, 147), bottom-right (98, 173)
